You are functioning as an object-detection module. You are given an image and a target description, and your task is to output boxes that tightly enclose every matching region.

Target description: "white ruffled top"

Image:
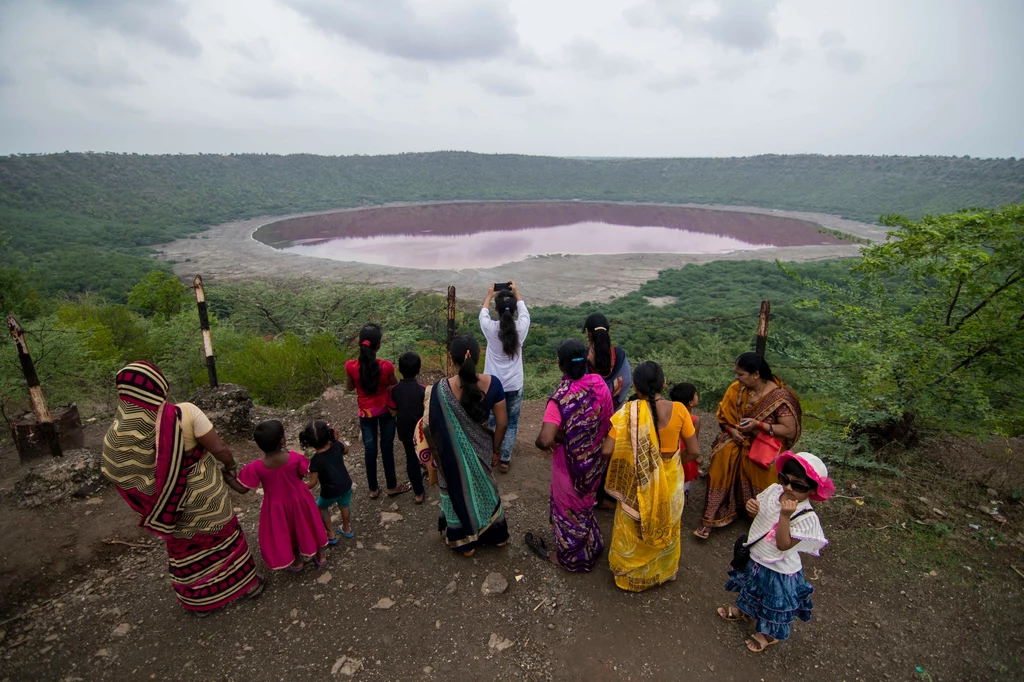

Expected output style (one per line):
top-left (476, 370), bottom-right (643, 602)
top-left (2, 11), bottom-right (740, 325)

top-left (747, 484), bottom-right (828, 575)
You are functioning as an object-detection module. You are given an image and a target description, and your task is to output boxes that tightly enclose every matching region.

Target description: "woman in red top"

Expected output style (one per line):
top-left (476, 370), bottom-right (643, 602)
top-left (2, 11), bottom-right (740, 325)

top-left (345, 324), bottom-right (407, 498)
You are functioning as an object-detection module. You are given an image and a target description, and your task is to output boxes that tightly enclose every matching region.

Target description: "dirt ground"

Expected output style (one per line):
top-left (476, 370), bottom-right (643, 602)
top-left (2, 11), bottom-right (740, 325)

top-left (157, 202), bottom-right (885, 307)
top-left (1, 390), bottom-right (1022, 682)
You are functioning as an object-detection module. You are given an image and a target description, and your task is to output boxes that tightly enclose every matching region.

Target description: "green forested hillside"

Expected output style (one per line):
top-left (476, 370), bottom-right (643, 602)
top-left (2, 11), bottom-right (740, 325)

top-left (2, 152), bottom-right (1022, 298)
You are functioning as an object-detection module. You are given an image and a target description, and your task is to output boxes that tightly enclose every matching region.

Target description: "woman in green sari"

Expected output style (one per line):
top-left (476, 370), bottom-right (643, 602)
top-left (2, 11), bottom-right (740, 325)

top-left (415, 335), bottom-right (510, 557)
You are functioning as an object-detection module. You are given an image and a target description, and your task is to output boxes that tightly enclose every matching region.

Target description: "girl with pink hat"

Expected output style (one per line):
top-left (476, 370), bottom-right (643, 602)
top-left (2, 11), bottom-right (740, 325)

top-left (716, 451), bottom-right (834, 652)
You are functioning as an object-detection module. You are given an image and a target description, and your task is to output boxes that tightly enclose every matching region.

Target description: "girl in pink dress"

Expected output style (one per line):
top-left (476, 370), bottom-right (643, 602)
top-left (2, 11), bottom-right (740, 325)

top-left (227, 420), bottom-right (328, 572)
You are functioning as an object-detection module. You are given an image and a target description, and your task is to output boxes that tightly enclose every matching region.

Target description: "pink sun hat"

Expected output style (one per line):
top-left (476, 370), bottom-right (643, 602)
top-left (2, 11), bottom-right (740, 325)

top-left (776, 451), bottom-right (836, 501)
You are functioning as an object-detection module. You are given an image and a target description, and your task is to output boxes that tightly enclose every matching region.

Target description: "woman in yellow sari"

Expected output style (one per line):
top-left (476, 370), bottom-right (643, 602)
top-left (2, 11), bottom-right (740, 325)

top-left (694, 353), bottom-right (802, 539)
top-left (603, 362), bottom-right (700, 592)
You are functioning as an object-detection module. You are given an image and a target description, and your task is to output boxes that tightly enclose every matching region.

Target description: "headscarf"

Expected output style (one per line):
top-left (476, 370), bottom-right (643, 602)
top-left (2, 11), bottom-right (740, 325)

top-left (102, 362), bottom-right (193, 538)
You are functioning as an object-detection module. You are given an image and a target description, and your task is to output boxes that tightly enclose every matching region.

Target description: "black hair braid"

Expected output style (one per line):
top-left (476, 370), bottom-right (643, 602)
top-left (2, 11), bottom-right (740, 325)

top-left (584, 312), bottom-right (612, 375)
top-left (495, 291), bottom-right (519, 358)
top-left (358, 324), bottom-right (383, 393)
top-left (450, 334), bottom-right (486, 423)
top-left (632, 361), bottom-right (666, 434)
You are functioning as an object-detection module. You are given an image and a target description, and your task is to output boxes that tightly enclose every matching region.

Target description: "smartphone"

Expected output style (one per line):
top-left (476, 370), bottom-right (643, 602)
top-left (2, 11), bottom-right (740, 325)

top-left (738, 419), bottom-right (753, 427)
top-left (494, 282), bottom-right (511, 291)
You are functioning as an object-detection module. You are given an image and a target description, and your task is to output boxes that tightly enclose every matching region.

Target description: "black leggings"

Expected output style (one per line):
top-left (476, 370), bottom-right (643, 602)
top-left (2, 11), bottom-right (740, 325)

top-left (400, 436), bottom-right (425, 497)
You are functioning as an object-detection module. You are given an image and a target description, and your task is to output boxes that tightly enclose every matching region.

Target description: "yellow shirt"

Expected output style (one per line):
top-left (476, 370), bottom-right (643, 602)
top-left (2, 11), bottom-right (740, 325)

top-left (609, 401), bottom-right (694, 453)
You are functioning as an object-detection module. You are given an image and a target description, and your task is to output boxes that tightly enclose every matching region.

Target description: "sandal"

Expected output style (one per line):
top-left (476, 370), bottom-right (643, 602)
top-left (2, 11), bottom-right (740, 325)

top-left (284, 560), bottom-right (304, 573)
top-left (415, 494), bottom-right (425, 505)
top-left (314, 555), bottom-right (328, 568)
top-left (247, 576), bottom-right (266, 600)
top-left (369, 487), bottom-right (382, 500)
top-left (693, 527), bottom-right (710, 540)
top-left (327, 537), bottom-right (339, 546)
top-left (338, 526), bottom-right (354, 539)
top-left (717, 606), bottom-right (748, 622)
top-left (386, 482), bottom-right (412, 497)
top-left (461, 549), bottom-right (476, 557)
top-left (499, 462), bottom-right (509, 474)
top-left (524, 532), bottom-right (549, 561)
top-left (745, 633), bottom-right (779, 653)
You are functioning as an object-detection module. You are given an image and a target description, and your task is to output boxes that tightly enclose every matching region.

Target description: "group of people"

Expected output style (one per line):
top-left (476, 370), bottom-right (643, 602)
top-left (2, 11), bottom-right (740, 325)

top-left (100, 282), bottom-right (835, 653)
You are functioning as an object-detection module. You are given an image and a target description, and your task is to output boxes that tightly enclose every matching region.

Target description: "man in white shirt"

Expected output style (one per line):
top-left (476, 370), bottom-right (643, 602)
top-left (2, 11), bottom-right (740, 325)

top-left (478, 282), bottom-right (530, 472)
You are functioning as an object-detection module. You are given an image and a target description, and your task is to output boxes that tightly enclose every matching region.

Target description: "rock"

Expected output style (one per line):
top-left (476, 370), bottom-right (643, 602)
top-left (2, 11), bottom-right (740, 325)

top-left (987, 487), bottom-right (999, 498)
top-left (500, 492), bottom-right (519, 503)
top-left (340, 658), bottom-right (361, 676)
top-left (44, 634), bottom-right (59, 643)
top-left (423, 665), bottom-right (434, 674)
top-left (388, 502), bottom-right (400, 512)
top-left (488, 633), bottom-right (514, 652)
top-left (188, 384), bottom-right (254, 437)
top-left (435, 620), bottom-right (441, 630)
top-left (355, 541), bottom-right (364, 549)
top-left (379, 512), bottom-right (404, 525)
top-left (480, 572), bottom-right (508, 596)
top-left (371, 597), bottom-right (395, 610)
top-left (445, 581), bottom-right (457, 595)
top-left (95, 648), bottom-right (110, 658)
top-left (13, 450), bottom-right (105, 509)
top-left (394, 579), bottom-right (404, 587)
top-left (331, 657), bottom-right (346, 675)
top-left (85, 497), bottom-right (104, 505)
top-left (547, 623), bottom-right (555, 630)
top-left (313, 594), bottom-right (324, 601)
top-left (39, 645), bottom-right (53, 655)
top-left (373, 543), bottom-right (392, 551)
top-left (317, 572), bottom-right (333, 585)
top-left (290, 608), bottom-right (299, 619)
top-left (111, 623), bottom-right (131, 638)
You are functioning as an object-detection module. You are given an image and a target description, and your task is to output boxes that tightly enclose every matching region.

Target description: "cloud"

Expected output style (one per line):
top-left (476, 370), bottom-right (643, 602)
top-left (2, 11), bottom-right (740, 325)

top-left (51, 58), bottom-right (145, 89)
top-left (563, 37), bottom-right (641, 78)
top-left (229, 74), bottom-right (302, 100)
top-left (282, 0), bottom-right (519, 63)
top-left (648, 71), bottom-right (699, 93)
top-left (626, 0), bottom-right (780, 53)
top-left (826, 48), bottom-right (866, 74)
top-left (0, 65), bottom-right (14, 88)
top-left (51, 0), bottom-right (201, 58)
top-left (474, 72), bottom-right (533, 97)
top-left (817, 31), bottom-right (865, 73)
top-left (780, 38), bottom-right (803, 65)
top-left (233, 37), bottom-right (274, 65)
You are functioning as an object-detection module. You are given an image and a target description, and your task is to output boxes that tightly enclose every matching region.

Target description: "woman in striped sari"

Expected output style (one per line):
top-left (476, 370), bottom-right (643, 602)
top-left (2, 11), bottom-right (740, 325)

top-left (101, 362), bottom-right (262, 615)
top-left (694, 353), bottom-right (802, 539)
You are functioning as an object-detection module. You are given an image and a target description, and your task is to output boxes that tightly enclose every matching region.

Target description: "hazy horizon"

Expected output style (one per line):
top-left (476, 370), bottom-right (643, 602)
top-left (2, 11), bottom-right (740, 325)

top-left (1, 0), bottom-right (1022, 158)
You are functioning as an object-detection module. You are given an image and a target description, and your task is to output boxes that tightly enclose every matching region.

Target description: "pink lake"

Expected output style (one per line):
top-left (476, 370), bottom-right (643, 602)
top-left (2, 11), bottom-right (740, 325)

top-left (279, 221), bottom-right (770, 269)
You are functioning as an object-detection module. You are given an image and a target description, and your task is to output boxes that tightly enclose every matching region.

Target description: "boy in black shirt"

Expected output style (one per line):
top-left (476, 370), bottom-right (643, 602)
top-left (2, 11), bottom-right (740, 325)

top-left (389, 352), bottom-right (426, 503)
top-left (300, 421), bottom-right (354, 542)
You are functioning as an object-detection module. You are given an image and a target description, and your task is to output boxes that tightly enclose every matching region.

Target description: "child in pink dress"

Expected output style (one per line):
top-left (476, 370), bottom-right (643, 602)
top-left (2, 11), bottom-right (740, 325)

top-left (227, 420), bottom-right (328, 572)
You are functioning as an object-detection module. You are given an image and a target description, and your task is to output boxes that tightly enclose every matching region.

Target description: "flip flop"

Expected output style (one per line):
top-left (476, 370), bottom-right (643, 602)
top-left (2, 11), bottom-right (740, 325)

top-left (745, 633), bottom-right (779, 653)
top-left (499, 462), bottom-right (510, 474)
top-left (693, 527), bottom-right (710, 540)
top-left (327, 537), bottom-right (339, 546)
top-left (717, 606), bottom-right (749, 622)
top-left (284, 563), bottom-right (304, 573)
top-left (338, 526), bottom-right (354, 538)
top-left (524, 532), bottom-right (549, 561)
top-left (415, 494), bottom-right (425, 505)
top-left (314, 555), bottom-right (328, 568)
top-left (368, 487), bottom-right (382, 500)
top-left (247, 576), bottom-right (266, 600)
top-left (386, 482), bottom-right (412, 497)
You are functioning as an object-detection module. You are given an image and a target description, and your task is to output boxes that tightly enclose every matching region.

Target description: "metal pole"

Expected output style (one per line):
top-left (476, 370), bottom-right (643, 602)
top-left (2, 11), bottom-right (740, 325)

top-left (193, 275), bottom-right (218, 387)
top-left (755, 300), bottom-right (771, 357)
top-left (446, 286), bottom-right (456, 376)
top-left (6, 316), bottom-right (62, 457)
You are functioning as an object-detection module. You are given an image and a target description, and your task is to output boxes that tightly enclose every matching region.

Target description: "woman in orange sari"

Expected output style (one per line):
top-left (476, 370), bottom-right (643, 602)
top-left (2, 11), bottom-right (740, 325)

top-left (694, 353), bottom-right (802, 539)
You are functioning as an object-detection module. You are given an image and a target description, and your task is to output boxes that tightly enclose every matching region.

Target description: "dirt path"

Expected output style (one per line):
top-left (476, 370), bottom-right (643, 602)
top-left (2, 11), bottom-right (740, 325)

top-left (1, 395), bottom-right (1021, 681)
top-left (157, 202), bottom-right (883, 306)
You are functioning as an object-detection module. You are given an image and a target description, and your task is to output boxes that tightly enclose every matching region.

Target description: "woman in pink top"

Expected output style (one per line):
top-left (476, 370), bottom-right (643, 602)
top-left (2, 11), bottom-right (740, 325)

top-left (526, 339), bottom-right (614, 572)
top-left (227, 420), bottom-right (328, 572)
top-left (345, 324), bottom-right (405, 499)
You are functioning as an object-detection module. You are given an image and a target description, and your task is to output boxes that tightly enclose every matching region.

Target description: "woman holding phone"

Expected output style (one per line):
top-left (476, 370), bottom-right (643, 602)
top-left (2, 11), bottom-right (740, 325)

top-left (479, 281), bottom-right (530, 473)
top-left (694, 352), bottom-right (802, 539)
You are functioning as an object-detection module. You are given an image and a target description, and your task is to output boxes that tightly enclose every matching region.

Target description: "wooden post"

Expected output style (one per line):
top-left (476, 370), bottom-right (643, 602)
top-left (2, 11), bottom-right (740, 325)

top-left (755, 300), bottom-right (771, 357)
top-left (193, 275), bottom-right (218, 387)
top-left (446, 286), bottom-right (456, 376)
top-left (6, 316), bottom-right (62, 457)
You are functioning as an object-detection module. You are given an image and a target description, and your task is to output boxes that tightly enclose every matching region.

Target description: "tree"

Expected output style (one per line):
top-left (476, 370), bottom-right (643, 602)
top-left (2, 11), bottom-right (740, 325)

top-left (127, 270), bottom-right (187, 320)
top-left (793, 203), bottom-right (1024, 439)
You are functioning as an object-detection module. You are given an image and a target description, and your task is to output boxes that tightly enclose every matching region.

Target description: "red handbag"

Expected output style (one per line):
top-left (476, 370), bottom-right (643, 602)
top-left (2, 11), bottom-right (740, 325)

top-left (747, 432), bottom-right (783, 469)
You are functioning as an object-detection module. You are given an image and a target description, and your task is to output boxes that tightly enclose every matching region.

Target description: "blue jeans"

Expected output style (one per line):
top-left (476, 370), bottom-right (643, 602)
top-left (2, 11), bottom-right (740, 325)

top-left (490, 389), bottom-right (522, 463)
top-left (359, 414), bottom-right (396, 492)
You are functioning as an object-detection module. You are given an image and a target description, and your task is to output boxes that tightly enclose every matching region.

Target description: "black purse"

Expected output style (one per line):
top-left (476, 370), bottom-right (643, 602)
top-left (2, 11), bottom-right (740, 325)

top-left (731, 509), bottom-right (811, 570)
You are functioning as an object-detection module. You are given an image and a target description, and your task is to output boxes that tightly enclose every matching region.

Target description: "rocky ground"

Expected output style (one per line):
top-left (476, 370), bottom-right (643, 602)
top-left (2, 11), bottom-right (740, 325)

top-left (1, 389), bottom-right (1022, 682)
top-left (157, 202), bottom-right (885, 307)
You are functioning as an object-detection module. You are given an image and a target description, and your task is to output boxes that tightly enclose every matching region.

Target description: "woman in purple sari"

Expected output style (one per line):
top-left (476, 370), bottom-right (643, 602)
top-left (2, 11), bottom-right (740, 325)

top-left (526, 339), bottom-right (615, 572)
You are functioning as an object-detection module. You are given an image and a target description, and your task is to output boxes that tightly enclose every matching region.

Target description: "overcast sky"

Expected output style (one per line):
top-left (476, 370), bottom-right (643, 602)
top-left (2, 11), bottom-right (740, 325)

top-left (1, 0), bottom-right (1021, 158)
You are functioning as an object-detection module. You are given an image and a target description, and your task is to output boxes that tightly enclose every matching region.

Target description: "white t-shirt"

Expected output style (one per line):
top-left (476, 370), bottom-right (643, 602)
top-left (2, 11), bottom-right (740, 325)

top-left (478, 300), bottom-right (530, 392)
top-left (748, 483), bottom-right (828, 575)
